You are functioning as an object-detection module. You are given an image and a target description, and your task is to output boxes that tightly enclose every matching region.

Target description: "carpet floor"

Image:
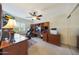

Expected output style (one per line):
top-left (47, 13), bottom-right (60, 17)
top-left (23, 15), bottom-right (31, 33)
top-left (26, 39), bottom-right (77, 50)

top-left (28, 37), bottom-right (79, 55)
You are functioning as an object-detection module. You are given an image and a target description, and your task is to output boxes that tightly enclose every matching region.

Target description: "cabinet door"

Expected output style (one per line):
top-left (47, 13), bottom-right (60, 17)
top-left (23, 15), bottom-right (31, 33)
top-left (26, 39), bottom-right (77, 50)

top-left (42, 32), bottom-right (48, 42)
top-left (48, 34), bottom-right (60, 46)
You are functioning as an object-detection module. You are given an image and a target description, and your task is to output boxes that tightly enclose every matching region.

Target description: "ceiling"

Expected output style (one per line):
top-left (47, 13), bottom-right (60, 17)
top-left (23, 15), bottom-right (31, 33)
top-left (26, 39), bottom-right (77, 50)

top-left (2, 3), bottom-right (76, 20)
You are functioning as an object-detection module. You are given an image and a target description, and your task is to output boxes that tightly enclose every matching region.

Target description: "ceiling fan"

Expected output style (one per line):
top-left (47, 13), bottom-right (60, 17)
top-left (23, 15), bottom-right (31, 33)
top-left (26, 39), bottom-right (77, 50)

top-left (67, 4), bottom-right (79, 19)
top-left (26, 11), bottom-right (43, 20)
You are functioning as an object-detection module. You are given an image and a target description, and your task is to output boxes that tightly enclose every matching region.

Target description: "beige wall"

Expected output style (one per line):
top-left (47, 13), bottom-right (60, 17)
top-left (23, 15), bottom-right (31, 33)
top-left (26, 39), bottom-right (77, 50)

top-left (48, 8), bottom-right (79, 47)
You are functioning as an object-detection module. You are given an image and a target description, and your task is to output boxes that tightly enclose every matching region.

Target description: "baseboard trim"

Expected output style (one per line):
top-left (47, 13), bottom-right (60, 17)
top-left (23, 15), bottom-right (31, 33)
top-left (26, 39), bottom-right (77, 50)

top-left (61, 43), bottom-right (76, 48)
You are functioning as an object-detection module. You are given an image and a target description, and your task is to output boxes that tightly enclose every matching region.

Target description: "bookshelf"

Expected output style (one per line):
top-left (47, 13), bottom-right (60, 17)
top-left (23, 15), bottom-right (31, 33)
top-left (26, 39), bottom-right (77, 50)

top-left (31, 22), bottom-right (49, 38)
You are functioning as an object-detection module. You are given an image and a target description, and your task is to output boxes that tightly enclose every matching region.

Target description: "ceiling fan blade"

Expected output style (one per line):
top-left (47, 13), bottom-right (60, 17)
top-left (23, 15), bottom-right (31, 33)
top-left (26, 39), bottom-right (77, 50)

top-left (37, 15), bottom-right (42, 17)
top-left (29, 12), bottom-right (33, 16)
top-left (33, 12), bottom-right (36, 16)
top-left (34, 12), bottom-right (36, 15)
top-left (37, 17), bottom-right (40, 20)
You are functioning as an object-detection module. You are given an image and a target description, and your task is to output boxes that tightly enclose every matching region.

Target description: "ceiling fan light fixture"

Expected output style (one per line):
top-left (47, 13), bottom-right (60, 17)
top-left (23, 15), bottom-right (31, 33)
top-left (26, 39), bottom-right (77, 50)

top-left (32, 16), bottom-right (37, 20)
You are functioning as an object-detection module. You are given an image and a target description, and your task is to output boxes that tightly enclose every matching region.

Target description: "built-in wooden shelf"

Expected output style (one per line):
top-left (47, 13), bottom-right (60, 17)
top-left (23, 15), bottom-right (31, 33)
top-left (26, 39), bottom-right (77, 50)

top-left (31, 22), bottom-right (61, 46)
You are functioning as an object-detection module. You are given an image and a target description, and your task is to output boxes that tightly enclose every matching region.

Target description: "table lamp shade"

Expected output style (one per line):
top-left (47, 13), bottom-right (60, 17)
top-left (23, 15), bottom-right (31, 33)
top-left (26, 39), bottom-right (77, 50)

top-left (2, 19), bottom-right (16, 28)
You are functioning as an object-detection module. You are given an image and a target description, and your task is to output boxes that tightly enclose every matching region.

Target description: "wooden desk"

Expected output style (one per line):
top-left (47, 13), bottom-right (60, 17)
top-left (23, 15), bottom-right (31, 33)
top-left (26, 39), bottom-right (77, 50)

top-left (0, 40), bottom-right (28, 55)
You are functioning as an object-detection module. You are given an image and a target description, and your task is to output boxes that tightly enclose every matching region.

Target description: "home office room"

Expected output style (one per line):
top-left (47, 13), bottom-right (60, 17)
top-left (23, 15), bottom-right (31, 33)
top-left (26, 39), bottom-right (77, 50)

top-left (0, 3), bottom-right (79, 55)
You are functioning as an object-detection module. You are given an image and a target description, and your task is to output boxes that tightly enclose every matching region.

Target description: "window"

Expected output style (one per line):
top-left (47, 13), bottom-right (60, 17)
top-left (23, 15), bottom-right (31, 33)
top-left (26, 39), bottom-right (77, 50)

top-left (14, 22), bottom-right (26, 33)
